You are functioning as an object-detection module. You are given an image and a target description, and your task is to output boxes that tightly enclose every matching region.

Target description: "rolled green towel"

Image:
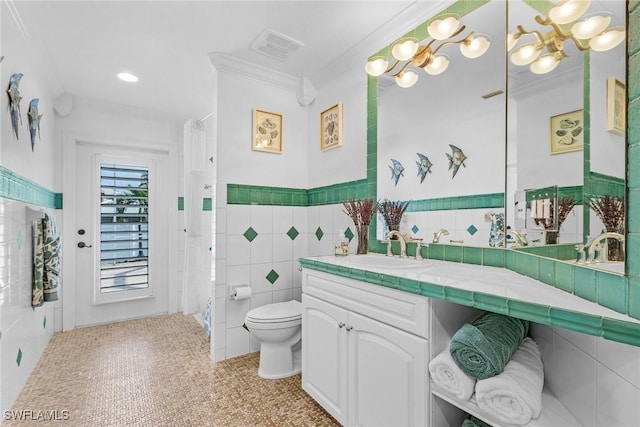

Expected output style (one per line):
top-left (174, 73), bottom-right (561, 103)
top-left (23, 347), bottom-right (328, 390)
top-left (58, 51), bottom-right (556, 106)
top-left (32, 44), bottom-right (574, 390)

top-left (462, 415), bottom-right (493, 427)
top-left (449, 312), bottom-right (529, 379)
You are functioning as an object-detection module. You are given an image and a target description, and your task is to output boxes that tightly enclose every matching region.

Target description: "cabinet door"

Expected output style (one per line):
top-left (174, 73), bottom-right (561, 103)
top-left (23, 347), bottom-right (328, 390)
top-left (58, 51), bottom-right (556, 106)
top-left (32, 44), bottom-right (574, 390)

top-left (302, 294), bottom-right (349, 424)
top-left (348, 311), bottom-right (428, 427)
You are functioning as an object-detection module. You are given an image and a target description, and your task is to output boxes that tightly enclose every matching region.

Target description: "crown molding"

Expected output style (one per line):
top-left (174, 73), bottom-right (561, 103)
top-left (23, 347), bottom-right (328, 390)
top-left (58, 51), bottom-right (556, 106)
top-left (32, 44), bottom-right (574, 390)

top-left (208, 52), bottom-right (299, 91)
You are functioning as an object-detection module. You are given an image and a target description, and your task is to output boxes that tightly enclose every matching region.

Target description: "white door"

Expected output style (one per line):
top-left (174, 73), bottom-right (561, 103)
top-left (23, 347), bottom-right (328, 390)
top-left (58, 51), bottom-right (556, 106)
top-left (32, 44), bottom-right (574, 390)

top-left (348, 311), bottom-right (428, 427)
top-left (301, 294), bottom-right (349, 425)
top-left (73, 142), bottom-right (170, 327)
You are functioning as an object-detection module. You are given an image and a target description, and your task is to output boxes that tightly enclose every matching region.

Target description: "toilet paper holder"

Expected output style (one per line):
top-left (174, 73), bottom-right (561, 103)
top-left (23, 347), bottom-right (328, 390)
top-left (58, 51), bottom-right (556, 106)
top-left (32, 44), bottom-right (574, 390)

top-left (229, 284), bottom-right (252, 301)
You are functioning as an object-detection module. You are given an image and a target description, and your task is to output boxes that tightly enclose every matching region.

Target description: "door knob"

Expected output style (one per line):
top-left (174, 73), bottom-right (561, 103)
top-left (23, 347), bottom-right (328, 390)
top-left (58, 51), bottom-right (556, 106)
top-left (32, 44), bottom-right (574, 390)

top-left (77, 242), bottom-right (92, 248)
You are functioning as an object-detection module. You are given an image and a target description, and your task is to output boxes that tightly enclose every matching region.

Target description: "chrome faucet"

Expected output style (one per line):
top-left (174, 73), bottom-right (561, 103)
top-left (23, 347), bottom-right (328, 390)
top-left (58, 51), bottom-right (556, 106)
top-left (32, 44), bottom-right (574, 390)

top-left (387, 230), bottom-right (407, 258)
top-left (507, 228), bottom-right (528, 248)
top-left (587, 232), bottom-right (625, 262)
top-left (432, 228), bottom-right (449, 243)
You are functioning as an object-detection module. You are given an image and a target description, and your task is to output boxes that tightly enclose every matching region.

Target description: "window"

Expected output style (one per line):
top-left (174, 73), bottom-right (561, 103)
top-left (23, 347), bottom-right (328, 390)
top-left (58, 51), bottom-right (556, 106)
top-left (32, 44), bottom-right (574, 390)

top-left (99, 163), bottom-right (149, 294)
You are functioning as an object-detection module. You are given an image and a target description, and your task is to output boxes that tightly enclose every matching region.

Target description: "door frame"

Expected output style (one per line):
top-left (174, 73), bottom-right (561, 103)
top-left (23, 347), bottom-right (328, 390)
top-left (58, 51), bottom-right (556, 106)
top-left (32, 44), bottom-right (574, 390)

top-left (62, 132), bottom-right (179, 331)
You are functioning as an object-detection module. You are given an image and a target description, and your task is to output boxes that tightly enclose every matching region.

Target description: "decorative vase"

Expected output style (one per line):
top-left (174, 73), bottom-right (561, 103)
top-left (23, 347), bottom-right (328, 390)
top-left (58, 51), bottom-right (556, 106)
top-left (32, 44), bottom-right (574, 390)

top-left (356, 224), bottom-right (369, 255)
top-left (607, 239), bottom-right (624, 262)
top-left (545, 230), bottom-right (558, 245)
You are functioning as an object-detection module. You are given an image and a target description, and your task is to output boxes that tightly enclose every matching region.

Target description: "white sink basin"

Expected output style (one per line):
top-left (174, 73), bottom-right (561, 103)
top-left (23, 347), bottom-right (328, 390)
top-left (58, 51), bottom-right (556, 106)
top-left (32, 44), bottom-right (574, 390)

top-left (344, 255), bottom-right (432, 270)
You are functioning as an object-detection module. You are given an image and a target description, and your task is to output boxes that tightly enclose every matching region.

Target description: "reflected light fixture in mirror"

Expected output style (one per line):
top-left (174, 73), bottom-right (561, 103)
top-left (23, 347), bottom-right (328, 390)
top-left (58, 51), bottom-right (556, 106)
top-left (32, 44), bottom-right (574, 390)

top-left (509, 0), bottom-right (625, 75)
top-left (364, 14), bottom-right (491, 88)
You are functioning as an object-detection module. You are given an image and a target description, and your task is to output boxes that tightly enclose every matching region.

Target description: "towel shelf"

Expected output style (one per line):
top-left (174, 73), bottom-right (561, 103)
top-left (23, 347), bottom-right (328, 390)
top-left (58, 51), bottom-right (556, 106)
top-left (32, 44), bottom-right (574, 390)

top-left (431, 383), bottom-right (580, 427)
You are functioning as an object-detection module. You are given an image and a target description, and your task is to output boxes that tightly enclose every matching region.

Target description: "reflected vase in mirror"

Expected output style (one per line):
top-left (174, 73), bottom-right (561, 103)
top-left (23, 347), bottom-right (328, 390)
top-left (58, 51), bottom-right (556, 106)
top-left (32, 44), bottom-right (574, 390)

top-left (343, 199), bottom-right (376, 255)
top-left (590, 195), bottom-right (625, 262)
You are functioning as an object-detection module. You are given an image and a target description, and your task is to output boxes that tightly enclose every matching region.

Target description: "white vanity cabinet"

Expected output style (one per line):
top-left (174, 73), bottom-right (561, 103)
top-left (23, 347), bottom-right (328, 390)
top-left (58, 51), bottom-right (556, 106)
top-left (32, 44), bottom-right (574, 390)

top-left (302, 269), bottom-right (429, 427)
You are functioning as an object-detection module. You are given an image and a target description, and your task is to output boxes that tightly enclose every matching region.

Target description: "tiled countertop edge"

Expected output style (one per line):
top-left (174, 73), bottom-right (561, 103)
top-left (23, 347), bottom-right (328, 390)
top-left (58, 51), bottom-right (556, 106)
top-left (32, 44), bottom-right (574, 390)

top-left (298, 258), bottom-right (640, 348)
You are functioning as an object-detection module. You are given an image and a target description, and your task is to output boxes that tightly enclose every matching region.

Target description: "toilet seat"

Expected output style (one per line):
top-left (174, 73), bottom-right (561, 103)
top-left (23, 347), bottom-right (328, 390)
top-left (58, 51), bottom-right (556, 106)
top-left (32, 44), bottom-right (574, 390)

top-left (246, 300), bottom-right (302, 324)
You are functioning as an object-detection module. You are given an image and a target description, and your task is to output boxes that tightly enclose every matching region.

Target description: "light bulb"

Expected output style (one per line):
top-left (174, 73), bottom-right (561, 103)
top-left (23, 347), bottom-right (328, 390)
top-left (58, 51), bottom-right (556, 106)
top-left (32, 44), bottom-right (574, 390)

top-left (549, 0), bottom-right (591, 25)
top-left (391, 39), bottom-right (419, 61)
top-left (530, 54), bottom-right (561, 74)
top-left (590, 27), bottom-right (625, 51)
top-left (423, 55), bottom-right (449, 75)
top-left (395, 71), bottom-right (419, 88)
top-left (460, 34), bottom-right (491, 59)
top-left (510, 42), bottom-right (542, 66)
top-left (117, 72), bottom-right (139, 83)
top-left (571, 13), bottom-right (611, 40)
top-left (428, 15), bottom-right (460, 40)
top-left (364, 58), bottom-right (389, 76)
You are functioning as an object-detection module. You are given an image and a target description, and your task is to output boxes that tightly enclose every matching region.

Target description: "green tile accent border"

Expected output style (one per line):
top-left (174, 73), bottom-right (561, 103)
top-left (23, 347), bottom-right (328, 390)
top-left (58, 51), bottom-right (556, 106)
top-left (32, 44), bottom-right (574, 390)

top-left (0, 166), bottom-right (62, 209)
top-left (525, 186), bottom-right (584, 204)
top-left (584, 172), bottom-right (625, 199)
top-left (405, 193), bottom-right (504, 212)
top-left (299, 257), bottom-right (640, 347)
top-left (177, 197), bottom-right (213, 211)
top-left (226, 181), bottom-right (369, 207)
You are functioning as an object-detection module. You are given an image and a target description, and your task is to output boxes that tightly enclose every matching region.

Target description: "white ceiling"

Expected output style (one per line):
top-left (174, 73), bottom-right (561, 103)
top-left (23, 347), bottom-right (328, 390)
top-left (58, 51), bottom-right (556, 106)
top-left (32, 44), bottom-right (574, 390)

top-left (10, 0), bottom-right (450, 124)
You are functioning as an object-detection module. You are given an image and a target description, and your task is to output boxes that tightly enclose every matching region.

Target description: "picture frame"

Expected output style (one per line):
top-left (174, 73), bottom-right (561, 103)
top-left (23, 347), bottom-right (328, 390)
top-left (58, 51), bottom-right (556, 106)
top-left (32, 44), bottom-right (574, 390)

top-left (550, 109), bottom-right (584, 154)
top-left (320, 102), bottom-right (343, 151)
top-left (252, 109), bottom-right (283, 153)
top-left (606, 76), bottom-right (626, 136)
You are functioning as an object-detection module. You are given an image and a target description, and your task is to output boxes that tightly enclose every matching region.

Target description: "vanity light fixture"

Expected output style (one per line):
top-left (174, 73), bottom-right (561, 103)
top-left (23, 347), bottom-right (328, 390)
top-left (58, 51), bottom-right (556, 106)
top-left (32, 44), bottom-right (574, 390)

top-left (509, 0), bottom-right (625, 75)
top-left (364, 14), bottom-right (491, 88)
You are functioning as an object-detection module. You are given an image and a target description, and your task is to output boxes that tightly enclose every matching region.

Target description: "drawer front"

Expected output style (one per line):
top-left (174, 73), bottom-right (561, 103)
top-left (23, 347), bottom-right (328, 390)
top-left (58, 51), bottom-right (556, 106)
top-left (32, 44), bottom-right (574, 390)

top-left (303, 269), bottom-right (428, 338)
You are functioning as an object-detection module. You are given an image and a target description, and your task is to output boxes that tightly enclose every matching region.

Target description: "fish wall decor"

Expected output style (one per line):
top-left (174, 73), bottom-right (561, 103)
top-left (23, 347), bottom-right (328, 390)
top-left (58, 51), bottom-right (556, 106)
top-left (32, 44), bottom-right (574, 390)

top-left (7, 73), bottom-right (24, 140)
top-left (446, 144), bottom-right (467, 178)
top-left (415, 153), bottom-right (433, 183)
top-left (389, 158), bottom-right (405, 186)
top-left (28, 98), bottom-right (42, 151)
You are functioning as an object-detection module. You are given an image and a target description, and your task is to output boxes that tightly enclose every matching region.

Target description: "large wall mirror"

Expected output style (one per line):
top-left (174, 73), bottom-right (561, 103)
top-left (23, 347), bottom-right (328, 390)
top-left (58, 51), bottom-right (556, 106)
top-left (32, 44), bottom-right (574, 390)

top-left (372, 0), bottom-right (627, 275)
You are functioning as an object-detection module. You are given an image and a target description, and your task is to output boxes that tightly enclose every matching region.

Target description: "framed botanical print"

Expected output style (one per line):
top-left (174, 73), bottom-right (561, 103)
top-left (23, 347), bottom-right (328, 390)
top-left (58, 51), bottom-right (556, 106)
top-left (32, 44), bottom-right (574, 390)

top-left (550, 109), bottom-right (583, 154)
top-left (606, 76), bottom-right (625, 136)
top-left (320, 102), bottom-right (343, 151)
top-left (253, 109), bottom-right (282, 153)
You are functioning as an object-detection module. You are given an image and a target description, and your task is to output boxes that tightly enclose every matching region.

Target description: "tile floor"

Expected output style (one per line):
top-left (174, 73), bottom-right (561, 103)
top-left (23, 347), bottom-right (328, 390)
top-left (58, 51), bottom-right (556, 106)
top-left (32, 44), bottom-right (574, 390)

top-left (6, 314), bottom-right (339, 426)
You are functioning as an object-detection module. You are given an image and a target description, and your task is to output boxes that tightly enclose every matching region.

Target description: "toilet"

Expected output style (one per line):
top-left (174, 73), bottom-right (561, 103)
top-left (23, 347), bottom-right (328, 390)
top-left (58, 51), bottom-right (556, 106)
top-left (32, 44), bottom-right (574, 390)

top-left (244, 300), bottom-right (302, 379)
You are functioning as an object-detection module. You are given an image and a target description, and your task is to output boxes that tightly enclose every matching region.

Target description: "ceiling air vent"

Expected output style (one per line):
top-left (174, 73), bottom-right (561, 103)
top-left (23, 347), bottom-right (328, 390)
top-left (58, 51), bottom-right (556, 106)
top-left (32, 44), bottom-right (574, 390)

top-left (251, 29), bottom-right (304, 62)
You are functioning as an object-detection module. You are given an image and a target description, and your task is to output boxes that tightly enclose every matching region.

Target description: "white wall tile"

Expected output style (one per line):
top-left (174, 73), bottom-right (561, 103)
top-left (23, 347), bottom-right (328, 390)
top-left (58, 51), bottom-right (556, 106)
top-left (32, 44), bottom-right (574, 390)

top-left (556, 326), bottom-right (597, 357)
top-left (213, 323), bottom-right (226, 350)
top-left (226, 235), bottom-right (250, 266)
top-left (214, 258), bottom-right (227, 285)
top-left (293, 206), bottom-right (308, 234)
top-left (226, 326), bottom-right (250, 358)
top-left (214, 297), bottom-right (226, 324)
top-left (250, 291), bottom-right (272, 310)
top-left (272, 261), bottom-right (293, 291)
top-left (250, 205), bottom-right (273, 234)
top-left (272, 234), bottom-right (293, 263)
top-left (273, 206), bottom-right (293, 234)
top-left (553, 333), bottom-right (597, 427)
top-left (250, 233), bottom-right (273, 264)
top-left (273, 288), bottom-right (293, 303)
top-left (596, 337), bottom-right (640, 388)
top-left (226, 297), bottom-right (250, 328)
top-left (226, 265), bottom-right (250, 288)
top-left (596, 363), bottom-right (640, 427)
top-left (226, 205), bottom-right (250, 235)
top-left (249, 263), bottom-right (276, 294)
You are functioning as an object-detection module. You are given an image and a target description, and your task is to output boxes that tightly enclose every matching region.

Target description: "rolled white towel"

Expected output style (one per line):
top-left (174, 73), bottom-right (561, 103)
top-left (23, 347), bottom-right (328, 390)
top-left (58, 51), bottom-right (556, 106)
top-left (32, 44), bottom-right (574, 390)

top-left (475, 337), bottom-right (544, 425)
top-left (428, 347), bottom-right (476, 400)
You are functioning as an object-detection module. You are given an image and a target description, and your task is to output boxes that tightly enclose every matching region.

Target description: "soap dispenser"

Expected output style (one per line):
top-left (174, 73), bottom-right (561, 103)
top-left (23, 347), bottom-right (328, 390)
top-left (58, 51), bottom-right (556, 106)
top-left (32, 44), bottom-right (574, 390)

top-left (334, 230), bottom-right (349, 256)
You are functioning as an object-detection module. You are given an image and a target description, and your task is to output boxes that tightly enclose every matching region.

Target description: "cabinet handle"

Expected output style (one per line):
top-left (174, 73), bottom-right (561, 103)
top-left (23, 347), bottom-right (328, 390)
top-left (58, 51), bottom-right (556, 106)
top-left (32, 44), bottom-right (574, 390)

top-left (338, 322), bottom-right (345, 328)
top-left (345, 325), bottom-right (353, 331)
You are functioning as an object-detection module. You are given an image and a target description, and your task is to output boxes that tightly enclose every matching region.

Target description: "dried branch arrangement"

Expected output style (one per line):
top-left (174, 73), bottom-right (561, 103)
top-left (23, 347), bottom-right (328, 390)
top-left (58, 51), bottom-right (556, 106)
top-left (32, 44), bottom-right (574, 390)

top-left (590, 195), bottom-right (625, 233)
top-left (343, 199), bottom-right (376, 254)
top-left (342, 199), bottom-right (376, 226)
top-left (377, 199), bottom-right (410, 229)
top-left (556, 196), bottom-right (577, 228)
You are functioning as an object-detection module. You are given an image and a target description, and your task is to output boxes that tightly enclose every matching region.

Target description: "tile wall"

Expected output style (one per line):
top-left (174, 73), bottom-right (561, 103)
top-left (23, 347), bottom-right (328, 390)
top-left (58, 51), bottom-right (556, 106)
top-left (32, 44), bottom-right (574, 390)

top-left (214, 201), bottom-right (359, 360)
top-left (531, 322), bottom-right (640, 426)
top-left (0, 198), bottom-right (56, 412)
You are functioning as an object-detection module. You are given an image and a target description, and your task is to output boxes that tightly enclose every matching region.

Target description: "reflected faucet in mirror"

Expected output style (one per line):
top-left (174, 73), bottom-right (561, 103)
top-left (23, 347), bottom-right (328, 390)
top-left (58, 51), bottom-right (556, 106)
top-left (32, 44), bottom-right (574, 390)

top-left (387, 230), bottom-right (407, 258)
top-left (432, 228), bottom-right (449, 243)
top-left (507, 227), bottom-right (528, 248)
top-left (587, 232), bottom-right (625, 263)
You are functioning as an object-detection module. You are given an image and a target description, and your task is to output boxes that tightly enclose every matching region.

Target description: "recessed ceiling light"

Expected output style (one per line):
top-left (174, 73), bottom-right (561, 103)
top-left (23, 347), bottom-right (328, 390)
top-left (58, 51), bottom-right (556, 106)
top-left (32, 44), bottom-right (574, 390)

top-left (117, 72), bottom-right (139, 83)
